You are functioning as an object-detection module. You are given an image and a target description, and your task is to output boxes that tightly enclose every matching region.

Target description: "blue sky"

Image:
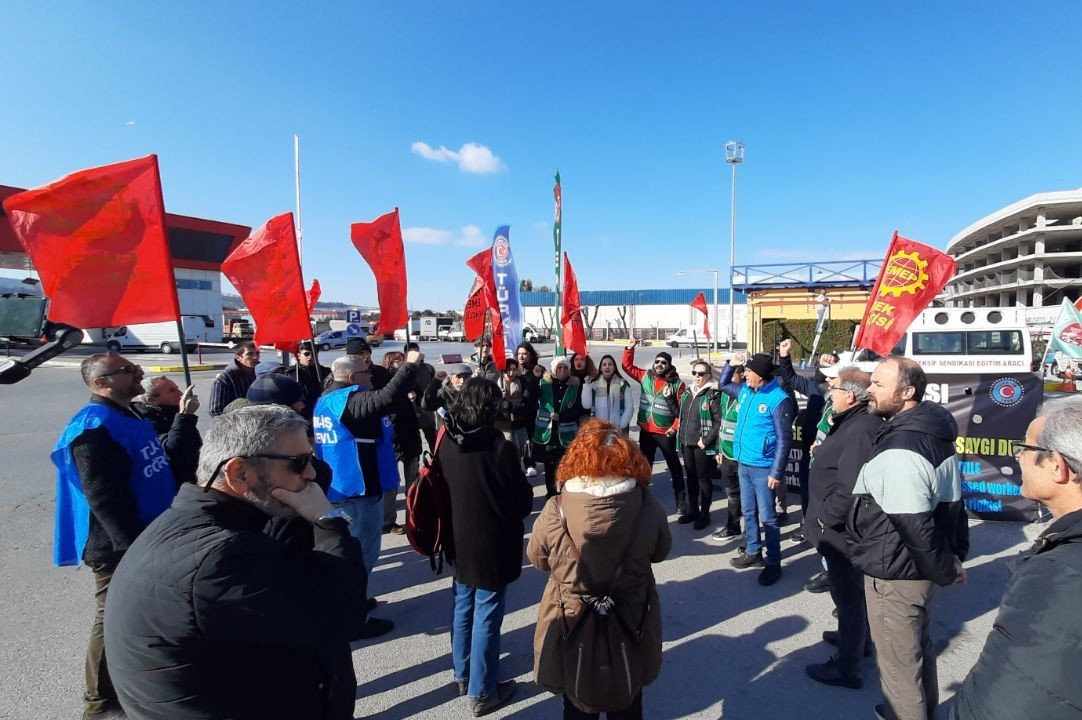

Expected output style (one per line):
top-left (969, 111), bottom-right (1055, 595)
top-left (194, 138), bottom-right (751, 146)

top-left (4, 2), bottom-right (1082, 309)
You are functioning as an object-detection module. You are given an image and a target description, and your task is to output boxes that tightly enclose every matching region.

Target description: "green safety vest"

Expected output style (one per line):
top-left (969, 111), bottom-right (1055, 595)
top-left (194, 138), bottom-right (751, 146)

top-left (533, 378), bottom-right (581, 448)
top-left (637, 374), bottom-right (679, 430)
top-left (719, 393), bottom-right (739, 461)
top-left (677, 388), bottom-right (719, 456)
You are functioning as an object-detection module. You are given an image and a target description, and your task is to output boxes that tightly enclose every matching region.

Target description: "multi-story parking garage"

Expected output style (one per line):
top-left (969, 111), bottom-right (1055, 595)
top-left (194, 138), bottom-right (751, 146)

top-left (945, 189), bottom-right (1082, 309)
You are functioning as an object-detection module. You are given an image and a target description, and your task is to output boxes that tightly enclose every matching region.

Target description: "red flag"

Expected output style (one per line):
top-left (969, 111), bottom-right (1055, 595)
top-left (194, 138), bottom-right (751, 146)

top-left (306, 279), bottom-right (322, 313)
top-left (1075, 297), bottom-right (1082, 311)
top-left (561, 253), bottom-right (587, 356)
top-left (465, 249), bottom-right (506, 369)
top-left (351, 209), bottom-right (408, 334)
top-left (854, 231), bottom-right (958, 356)
top-left (222, 212), bottom-right (311, 346)
top-left (690, 291), bottom-right (711, 339)
top-left (2, 155), bottom-right (180, 328)
top-left (463, 275), bottom-right (486, 341)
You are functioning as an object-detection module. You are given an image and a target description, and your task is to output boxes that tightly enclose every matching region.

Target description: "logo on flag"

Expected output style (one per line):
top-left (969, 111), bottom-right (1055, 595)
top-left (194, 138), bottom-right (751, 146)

top-left (880, 250), bottom-right (930, 297)
top-left (493, 234), bottom-right (511, 267)
top-left (989, 378), bottom-right (1024, 407)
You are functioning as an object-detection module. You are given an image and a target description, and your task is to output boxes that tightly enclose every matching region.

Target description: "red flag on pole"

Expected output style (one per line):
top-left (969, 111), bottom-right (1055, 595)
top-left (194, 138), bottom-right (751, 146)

top-left (465, 248), bottom-right (506, 369)
top-left (561, 253), bottom-right (587, 357)
top-left (222, 212), bottom-right (312, 346)
top-left (690, 291), bottom-right (711, 339)
top-left (2, 155), bottom-right (180, 328)
top-left (306, 279), bottom-right (322, 313)
top-left (463, 275), bottom-right (486, 341)
top-left (853, 231), bottom-right (958, 356)
top-left (351, 209), bottom-right (408, 334)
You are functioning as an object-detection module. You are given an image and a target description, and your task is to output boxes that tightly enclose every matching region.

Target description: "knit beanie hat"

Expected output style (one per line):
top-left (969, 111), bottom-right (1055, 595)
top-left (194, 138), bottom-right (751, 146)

top-left (745, 353), bottom-right (776, 380)
top-left (247, 374), bottom-right (305, 407)
top-left (550, 356), bottom-right (571, 374)
top-left (655, 351), bottom-right (673, 364)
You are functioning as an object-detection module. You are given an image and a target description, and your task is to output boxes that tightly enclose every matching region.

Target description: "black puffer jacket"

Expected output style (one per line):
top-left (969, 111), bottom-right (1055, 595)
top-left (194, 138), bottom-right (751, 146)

top-left (949, 508), bottom-right (1082, 720)
top-left (438, 414), bottom-right (533, 590)
top-left (847, 402), bottom-right (969, 585)
top-left (804, 402), bottom-right (882, 555)
top-left (104, 483), bottom-right (368, 720)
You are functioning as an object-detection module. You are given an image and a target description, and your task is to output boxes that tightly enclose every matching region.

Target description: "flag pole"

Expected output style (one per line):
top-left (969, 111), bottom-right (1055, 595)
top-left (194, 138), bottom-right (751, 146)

top-left (148, 154), bottom-right (193, 388)
top-left (553, 171), bottom-right (564, 356)
top-left (288, 133), bottom-right (304, 369)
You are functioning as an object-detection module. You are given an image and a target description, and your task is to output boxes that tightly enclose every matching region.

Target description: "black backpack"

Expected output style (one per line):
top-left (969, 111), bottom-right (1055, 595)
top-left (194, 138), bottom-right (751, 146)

top-left (405, 426), bottom-right (454, 573)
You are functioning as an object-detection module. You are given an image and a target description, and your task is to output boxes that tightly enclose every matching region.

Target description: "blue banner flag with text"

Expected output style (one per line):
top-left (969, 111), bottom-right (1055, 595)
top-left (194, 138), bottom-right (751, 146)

top-left (491, 225), bottom-right (523, 360)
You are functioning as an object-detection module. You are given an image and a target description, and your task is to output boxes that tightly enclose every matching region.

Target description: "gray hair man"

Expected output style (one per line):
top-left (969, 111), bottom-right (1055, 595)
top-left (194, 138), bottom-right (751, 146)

top-left (847, 358), bottom-right (969, 720)
top-left (104, 405), bottom-right (368, 720)
top-left (803, 365), bottom-right (883, 690)
top-left (54, 354), bottom-right (198, 718)
top-left (950, 399), bottom-right (1082, 720)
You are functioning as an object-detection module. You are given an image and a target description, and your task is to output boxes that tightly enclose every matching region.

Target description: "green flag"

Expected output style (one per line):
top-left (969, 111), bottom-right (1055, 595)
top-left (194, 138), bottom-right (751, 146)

top-left (1050, 297), bottom-right (1082, 359)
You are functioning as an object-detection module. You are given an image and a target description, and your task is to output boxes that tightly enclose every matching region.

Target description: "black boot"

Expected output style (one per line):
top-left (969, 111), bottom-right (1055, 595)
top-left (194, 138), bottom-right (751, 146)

top-left (693, 510), bottom-right (710, 530)
top-left (675, 490), bottom-right (688, 517)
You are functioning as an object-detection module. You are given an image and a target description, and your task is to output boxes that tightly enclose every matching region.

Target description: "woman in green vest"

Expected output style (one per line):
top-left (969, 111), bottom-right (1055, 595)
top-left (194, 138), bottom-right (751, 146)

top-left (532, 356), bottom-right (585, 497)
top-left (676, 360), bottom-right (722, 530)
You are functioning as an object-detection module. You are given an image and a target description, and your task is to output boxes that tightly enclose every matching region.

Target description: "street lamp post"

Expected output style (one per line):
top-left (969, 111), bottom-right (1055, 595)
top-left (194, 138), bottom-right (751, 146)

top-left (676, 269), bottom-right (719, 354)
top-left (725, 140), bottom-right (745, 351)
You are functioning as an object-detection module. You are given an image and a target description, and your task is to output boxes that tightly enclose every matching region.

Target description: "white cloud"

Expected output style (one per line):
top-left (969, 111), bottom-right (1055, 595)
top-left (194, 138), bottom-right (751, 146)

top-left (125, 120), bottom-right (136, 126)
top-left (403, 224), bottom-right (487, 248)
top-left (411, 141), bottom-right (504, 174)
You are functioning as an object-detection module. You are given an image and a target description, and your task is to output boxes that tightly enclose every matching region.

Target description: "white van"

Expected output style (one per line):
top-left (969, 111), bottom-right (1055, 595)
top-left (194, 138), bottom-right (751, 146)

top-left (665, 327), bottom-right (711, 347)
top-left (87, 316), bottom-right (209, 354)
top-left (837, 307), bottom-right (1032, 374)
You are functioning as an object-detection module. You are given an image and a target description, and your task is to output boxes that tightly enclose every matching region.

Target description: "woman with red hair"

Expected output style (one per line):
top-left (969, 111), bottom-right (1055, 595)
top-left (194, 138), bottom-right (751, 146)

top-left (527, 420), bottom-right (671, 719)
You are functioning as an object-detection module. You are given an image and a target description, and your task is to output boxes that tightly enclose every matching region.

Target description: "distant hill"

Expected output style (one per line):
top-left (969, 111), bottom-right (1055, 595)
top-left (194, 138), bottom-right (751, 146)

top-left (222, 293), bottom-right (356, 311)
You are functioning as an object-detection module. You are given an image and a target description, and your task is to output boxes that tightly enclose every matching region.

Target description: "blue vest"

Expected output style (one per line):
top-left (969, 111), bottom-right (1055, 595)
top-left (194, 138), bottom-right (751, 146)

top-left (733, 379), bottom-right (789, 469)
top-left (313, 386), bottom-right (399, 501)
top-left (52, 403), bottom-right (176, 567)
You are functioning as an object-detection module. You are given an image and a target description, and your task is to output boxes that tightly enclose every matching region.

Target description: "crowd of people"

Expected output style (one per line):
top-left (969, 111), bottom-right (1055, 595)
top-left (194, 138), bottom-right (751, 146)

top-left (50, 336), bottom-right (1082, 720)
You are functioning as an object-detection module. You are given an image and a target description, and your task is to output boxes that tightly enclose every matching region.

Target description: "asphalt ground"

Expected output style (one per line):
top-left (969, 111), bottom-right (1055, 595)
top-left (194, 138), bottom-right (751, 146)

top-left (0, 342), bottom-right (1043, 719)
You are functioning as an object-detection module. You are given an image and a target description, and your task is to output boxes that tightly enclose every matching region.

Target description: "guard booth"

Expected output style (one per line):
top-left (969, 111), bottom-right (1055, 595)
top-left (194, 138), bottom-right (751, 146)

top-left (732, 260), bottom-right (880, 358)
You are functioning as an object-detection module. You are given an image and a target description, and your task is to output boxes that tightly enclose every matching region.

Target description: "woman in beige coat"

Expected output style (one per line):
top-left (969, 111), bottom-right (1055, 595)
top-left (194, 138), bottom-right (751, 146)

top-left (527, 419), bottom-right (671, 719)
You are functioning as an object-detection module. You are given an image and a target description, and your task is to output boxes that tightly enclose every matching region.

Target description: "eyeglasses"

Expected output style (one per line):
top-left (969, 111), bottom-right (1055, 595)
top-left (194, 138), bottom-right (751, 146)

top-left (202, 452), bottom-right (315, 491)
top-left (828, 386), bottom-right (849, 395)
top-left (691, 370), bottom-right (709, 377)
top-left (101, 364), bottom-right (140, 377)
top-left (1012, 442), bottom-right (1052, 461)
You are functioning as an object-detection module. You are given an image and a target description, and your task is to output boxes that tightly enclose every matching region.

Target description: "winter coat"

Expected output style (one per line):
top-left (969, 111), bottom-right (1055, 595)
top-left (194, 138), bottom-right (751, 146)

top-left (495, 375), bottom-right (528, 433)
top-left (421, 378), bottom-right (460, 430)
top-left (718, 364), bottom-right (796, 480)
top-left (949, 508), bottom-right (1082, 720)
top-left (438, 414), bottom-right (533, 590)
top-left (104, 483), bottom-right (368, 720)
top-left (803, 402), bottom-right (882, 555)
top-left (621, 347), bottom-right (685, 435)
top-left (292, 361), bottom-right (332, 418)
top-left (676, 383), bottom-right (721, 452)
top-left (847, 402), bottom-right (970, 585)
top-left (527, 479), bottom-right (671, 706)
top-left (581, 375), bottom-right (635, 430)
top-left (132, 401), bottom-right (203, 485)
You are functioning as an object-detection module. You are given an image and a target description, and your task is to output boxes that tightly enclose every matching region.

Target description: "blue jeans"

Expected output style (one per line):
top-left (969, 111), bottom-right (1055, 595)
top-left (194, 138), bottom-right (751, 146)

top-left (333, 494), bottom-right (383, 577)
top-left (451, 581), bottom-right (507, 700)
top-left (739, 464), bottom-right (780, 565)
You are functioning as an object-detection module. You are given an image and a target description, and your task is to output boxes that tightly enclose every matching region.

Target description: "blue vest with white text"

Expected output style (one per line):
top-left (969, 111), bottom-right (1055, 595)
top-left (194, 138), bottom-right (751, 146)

top-left (51, 403), bottom-right (176, 566)
top-left (733, 379), bottom-right (789, 468)
top-left (314, 386), bottom-right (400, 501)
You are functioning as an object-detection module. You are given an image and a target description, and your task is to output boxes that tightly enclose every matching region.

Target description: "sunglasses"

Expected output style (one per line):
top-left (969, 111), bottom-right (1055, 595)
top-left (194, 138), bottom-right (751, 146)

top-left (299, 351), bottom-right (313, 357)
top-left (653, 360), bottom-right (669, 367)
top-left (203, 452), bottom-right (315, 491)
top-left (101, 364), bottom-right (140, 377)
top-left (691, 370), bottom-right (709, 377)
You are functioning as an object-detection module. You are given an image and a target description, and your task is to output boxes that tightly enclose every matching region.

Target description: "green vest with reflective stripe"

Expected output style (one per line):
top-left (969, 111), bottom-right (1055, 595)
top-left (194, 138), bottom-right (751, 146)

top-left (677, 388), bottom-right (719, 456)
top-left (533, 378), bottom-right (581, 447)
top-left (719, 393), bottom-right (739, 460)
top-left (637, 374), bottom-right (678, 429)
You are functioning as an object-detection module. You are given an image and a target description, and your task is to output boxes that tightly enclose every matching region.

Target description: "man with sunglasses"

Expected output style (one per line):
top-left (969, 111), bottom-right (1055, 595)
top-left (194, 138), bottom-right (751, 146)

top-left (104, 405), bottom-right (369, 719)
top-left (847, 357), bottom-right (968, 720)
top-left (623, 342), bottom-right (688, 515)
top-left (949, 399), bottom-right (1082, 720)
top-left (53, 354), bottom-right (200, 719)
top-left (291, 340), bottom-right (331, 417)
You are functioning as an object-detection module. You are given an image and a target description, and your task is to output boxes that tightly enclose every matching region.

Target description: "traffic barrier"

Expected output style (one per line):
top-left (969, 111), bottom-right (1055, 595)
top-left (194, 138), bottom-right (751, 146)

top-left (1061, 369), bottom-right (1077, 393)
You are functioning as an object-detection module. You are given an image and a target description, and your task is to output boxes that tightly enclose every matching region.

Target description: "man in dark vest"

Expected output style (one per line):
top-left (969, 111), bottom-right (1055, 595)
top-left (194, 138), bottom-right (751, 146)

top-left (209, 341), bottom-right (260, 416)
top-left (313, 350), bottom-right (422, 639)
top-left (622, 342), bottom-right (687, 515)
top-left (53, 354), bottom-right (200, 718)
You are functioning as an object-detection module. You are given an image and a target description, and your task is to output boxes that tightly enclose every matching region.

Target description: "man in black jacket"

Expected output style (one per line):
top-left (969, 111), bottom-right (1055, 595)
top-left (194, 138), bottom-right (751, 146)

top-left (54, 355), bottom-right (200, 719)
top-left (847, 358), bottom-right (968, 720)
top-left (209, 341), bottom-right (260, 416)
top-left (803, 365), bottom-right (882, 690)
top-left (949, 399), bottom-right (1082, 720)
top-left (105, 405), bottom-right (368, 720)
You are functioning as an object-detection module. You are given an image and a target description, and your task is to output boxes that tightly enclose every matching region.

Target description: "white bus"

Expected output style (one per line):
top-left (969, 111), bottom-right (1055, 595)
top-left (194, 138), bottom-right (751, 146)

top-left (837, 307), bottom-right (1032, 374)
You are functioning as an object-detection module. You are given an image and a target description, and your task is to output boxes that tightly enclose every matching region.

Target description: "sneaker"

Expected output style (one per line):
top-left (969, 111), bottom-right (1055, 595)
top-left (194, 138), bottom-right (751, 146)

top-left (711, 525), bottom-right (741, 541)
top-left (874, 704), bottom-right (889, 720)
top-left (757, 564), bottom-right (782, 586)
top-left (832, 607), bottom-right (839, 619)
top-left (791, 531), bottom-right (806, 544)
top-left (730, 550), bottom-right (764, 569)
top-left (357, 617), bottom-right (394, 639)
top-left (471, 680), bottom-right (517, 716)
top-left (805, 657), bottom-right (862, 689)
top-left (822, 630), bottom-right (873, 657)
top-left (526, 466), bottom-right (538, 477)
top-left (803, 571), bottom-right (831, 594)
top-left (677, 511), bottom-right (698, 525)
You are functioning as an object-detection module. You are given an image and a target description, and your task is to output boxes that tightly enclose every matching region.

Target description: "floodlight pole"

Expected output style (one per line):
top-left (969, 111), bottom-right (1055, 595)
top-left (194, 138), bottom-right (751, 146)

top-left (725, 140), bottom-right (745, 351)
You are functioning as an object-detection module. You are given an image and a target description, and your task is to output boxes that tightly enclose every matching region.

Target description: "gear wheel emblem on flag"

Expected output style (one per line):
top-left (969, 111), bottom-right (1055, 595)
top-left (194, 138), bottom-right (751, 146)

top-left (879, 250), bottom-right (930, 297)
